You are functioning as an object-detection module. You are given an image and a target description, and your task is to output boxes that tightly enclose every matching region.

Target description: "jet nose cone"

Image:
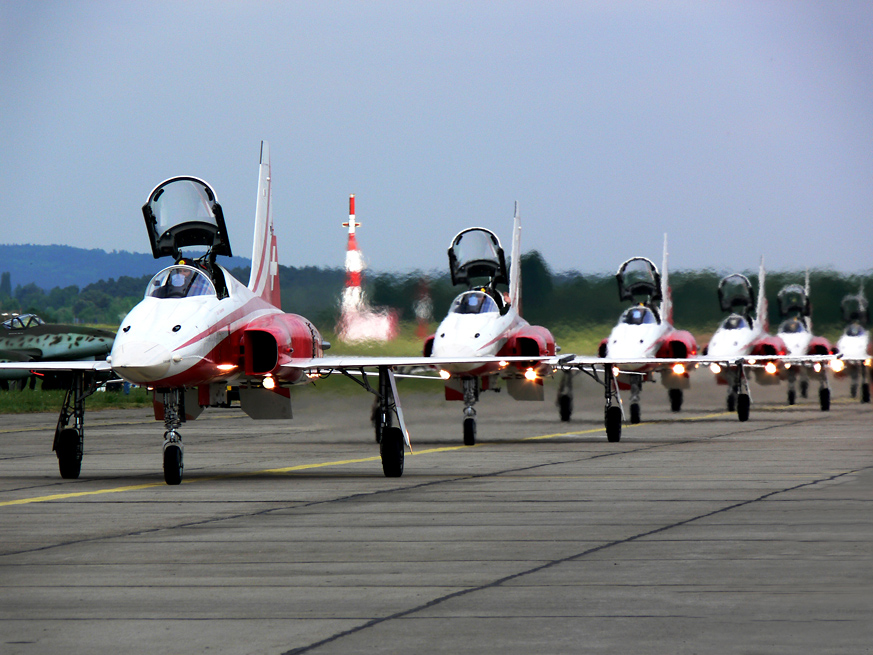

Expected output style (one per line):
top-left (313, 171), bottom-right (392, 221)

top-left (111, 341), bottom-right (172, 383)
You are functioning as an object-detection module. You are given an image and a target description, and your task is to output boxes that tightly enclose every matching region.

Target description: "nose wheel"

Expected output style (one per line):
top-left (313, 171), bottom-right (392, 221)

top-left (461, 378), bottom-right (479, 445)
top-left (163, 432), bottom-right (183, 485)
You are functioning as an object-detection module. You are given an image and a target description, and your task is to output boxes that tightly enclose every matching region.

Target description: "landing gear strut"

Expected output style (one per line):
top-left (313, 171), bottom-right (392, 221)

top-left (557, 370), bottom-right (573, 422)
top-left (376, 367), bottom-right (404, 477)
top-left (161, 389), bottom-right (185, 485)
top-left (732, 361), bottom-right (751, 422)
top-left (604, 365), bottom-right (623, 443)
top-left (462, 377), bottom-right (479, 445)
top-left (53, 372), bottom-right (97, 479)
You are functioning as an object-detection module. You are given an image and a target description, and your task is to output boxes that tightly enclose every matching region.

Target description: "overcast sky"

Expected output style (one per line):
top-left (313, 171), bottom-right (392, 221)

top-left (2, 1), bottom-right (871, 277)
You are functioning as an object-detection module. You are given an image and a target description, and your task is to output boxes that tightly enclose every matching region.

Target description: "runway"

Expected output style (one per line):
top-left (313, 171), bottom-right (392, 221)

top-left (1, 374), bottom-right (871, 654)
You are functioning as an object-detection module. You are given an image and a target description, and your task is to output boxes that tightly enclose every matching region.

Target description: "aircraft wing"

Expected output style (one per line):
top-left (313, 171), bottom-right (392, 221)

top-left (560, 353), bottom-right (836, 371)
top-left (279, 354), bottom-right (569, 373)
top-left (0, 360), bottom-right (113, 372)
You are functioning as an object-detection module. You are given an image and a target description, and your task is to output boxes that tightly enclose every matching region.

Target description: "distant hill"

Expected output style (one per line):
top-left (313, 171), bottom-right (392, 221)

top-left (0, 244), bottom-right (253, 290)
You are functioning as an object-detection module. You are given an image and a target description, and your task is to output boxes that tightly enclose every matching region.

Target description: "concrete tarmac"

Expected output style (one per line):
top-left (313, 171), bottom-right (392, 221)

top-left (0, 373), bottom-right (871, 654)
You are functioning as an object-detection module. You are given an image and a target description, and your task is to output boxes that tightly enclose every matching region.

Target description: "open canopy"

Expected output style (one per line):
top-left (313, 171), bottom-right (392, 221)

top-left (777, 284), bottom-right (810, 318)
top-left (717, 274), bottom-right (754, 314)
top-left (142, 177), bottom-right (232, 260)
top-left (447, 227), bottom-right (508, 287)
top-left (841, 292), bottom-right (869, 325)
top-left (616, 257), bottom-right (661, 304)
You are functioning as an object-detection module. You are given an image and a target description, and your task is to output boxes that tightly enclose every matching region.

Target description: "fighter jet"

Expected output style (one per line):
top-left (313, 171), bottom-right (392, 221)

top-left (833, 284), bottom-right (871, 403)
top-left (0, 313), bottom-right (115, 389)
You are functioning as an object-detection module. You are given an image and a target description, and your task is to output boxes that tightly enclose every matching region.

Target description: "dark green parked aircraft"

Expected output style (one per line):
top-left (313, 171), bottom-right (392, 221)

top-left (0, 314), bottom-right (115, 389)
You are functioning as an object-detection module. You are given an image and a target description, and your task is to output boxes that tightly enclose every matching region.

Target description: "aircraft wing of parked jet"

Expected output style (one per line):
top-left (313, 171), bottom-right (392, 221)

top-left (0, 141), bottom-right (568, 486)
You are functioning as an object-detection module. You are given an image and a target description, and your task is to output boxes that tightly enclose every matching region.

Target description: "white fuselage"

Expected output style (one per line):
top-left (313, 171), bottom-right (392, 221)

top-left (110, 265), bottom-right (279, 387)
top-left (605, 306), bottom-right (670, 370)
top-left (707, 315), bottom-right (762, 359)
top-left (836, 329), bottom-right (870, 361)
top-left (778, 327), bottom-right (812, 357)
top-left (430, 290), bottom-right (524, 375)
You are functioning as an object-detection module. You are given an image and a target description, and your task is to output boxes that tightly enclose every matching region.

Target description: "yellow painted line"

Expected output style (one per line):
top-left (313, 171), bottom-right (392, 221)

top-left (0, 483), bottom-right (166, 506)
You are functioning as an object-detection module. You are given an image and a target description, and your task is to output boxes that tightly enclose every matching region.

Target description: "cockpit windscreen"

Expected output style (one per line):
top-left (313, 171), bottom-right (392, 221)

top-left (146, 266), bottom-right (216, 299)
top-left (450, 291), bottom-right (498, 315)
top-left (620, 306), bottom-right (657, 325)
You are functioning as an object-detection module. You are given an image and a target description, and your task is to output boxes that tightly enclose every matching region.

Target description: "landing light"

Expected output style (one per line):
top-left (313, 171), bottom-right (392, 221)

top-left (865, 358), bottom-right (872, 367)
top-left (812, 362), bottom-right (822, 373)
top-left (439, 370), bottom-right (451, 380)
top-left (764, 362), bottom-right (778, 375)
top-left (611, 366), bottom-right (620, 376)
top-left (829, 359), bottom-right (845, 373)
top-left (498, 360), bottom-right (509, 368)
top-left (672, 363), bottom-right (685, 375)
top-left (524, 367), bottom-right (537, 381)
top-left (263, 375), bottom-right (276, 390)
top-left (217, 364), bottom-right (237, 372)
top-left (784, 363), bottom-right (792, 370)
top-left (709, 363), bottom-right (721, 375)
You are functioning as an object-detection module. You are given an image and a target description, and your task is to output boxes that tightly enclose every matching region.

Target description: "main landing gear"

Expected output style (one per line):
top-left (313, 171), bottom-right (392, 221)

top-left (373, 367), bottom-right (404, 477)
top-left (53, 372), bottom-right (98, 479)
top-left (604, 365), bottom-right (623, 443)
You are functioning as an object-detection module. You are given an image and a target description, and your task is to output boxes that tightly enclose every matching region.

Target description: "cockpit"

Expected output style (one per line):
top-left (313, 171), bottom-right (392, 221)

top-left (146, 266), bottom-right (216, 299)
top-left (1, 314), bottom-right (45, 330)
top-left (620, 306), bottom-right (657, 325)
top-left (845, 324), bottom-right (866, 338)
top-left (779, 317), bottom-right (807, 334)
top-left (450, 291), bottom-right (499, 315)
top-left (721, 315), bottom-right (749, 331)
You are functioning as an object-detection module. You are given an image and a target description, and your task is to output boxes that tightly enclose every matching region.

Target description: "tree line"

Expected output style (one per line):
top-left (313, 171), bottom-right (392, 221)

top-left (0, 258), bottom-right (868, 337)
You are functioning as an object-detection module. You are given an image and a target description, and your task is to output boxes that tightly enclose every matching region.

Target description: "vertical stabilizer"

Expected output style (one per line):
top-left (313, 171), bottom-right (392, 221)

top-left (803, 269), bottom-right (812, 332)
top-left (660, 233), bottom-right (672, 324)
top-left (508, 202), bottom-right (522, 312)
top-left (248, 141), bottom-right (282, 308)
top-left (756, 256), bottom-right (769, 332)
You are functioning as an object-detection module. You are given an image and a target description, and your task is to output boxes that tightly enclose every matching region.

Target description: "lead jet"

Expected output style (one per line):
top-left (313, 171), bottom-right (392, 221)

top-left (0, 313), bottom-right (115, 389)
top-left (700, 259), bottom-right (786, 420)
top-left (423, 204), bottom-right (558, 445)
top-left (0, 142), bottom-right (553, 484)
top-left (832, 284), bottom-right (871, 403)
top-left (775, 272), bottom-right (835, 409)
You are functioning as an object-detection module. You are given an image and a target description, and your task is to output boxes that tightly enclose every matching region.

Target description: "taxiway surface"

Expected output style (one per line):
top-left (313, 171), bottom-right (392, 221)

top-left (1, 375), bottom-right (871, 654)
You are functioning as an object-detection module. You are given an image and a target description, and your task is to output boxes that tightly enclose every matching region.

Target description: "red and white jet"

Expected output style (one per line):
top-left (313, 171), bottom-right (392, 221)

top-left (557, 235), bottom-right (698, 441)
top-left (2, 142), bottom-right (551, 484)
top-left (701, 259), bottom-right (787, 420)
top-left (774, 272), bottom-right (836, 410)
top-left (832, 284), bottom-right (871, 403)
top-left (423, 204), bottom-right (559, 445)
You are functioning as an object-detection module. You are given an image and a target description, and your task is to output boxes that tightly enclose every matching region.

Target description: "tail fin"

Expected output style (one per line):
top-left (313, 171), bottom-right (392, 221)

top-left (804, 268), bottom-right (812, 332)
top-left (508, 202), bottom-right (522, 312)
top-left (660, 233), bottom-right (672, 324)
top-left (248, 141), bottom-right (282, 308)
top-left (756, 256), bottom-right (769, 332)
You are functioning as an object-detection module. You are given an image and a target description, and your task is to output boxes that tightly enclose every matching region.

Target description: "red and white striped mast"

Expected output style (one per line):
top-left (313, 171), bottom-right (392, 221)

top-left (341, 194), bottom-right (364, 313)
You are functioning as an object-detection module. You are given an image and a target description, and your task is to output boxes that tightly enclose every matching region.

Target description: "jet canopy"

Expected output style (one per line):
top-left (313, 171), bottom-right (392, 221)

top-left (777, 284), bottom-right (810, 318)
top-left (840, 292), bottom-right (868, 325)
top-left (717, 274), bottom-right (754, 314)
top-left (448, 228), bottom-right (508, 287)
top-left (616, 257), bottom-right (661, 304)
top-left (145, 265), bottom-right (217, 299)
top-left (142, 177), bottom-right (232, 261)
top-left (2, 314), bottom-right (45, 330)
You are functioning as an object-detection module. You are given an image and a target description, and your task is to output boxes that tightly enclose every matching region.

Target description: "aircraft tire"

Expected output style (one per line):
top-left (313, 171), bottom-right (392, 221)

top-left (737, 394), bottom-right (750, 422)
top-left (380, 426), bottom-right (404, 477)
top-left (630, 403), bottom-right (640, 424)
top-left (463, 417), bottom-right (476, 446)
top-left (800, 380), bottom-right (809, 398)
top-left (819, 387), bottom-right (830, 411)
top-left (163, 444), bottom-right (183, 485)
top-left (787, 390), bottom-right (796, 405)
top-left (605, 406), bottom-right (622, 443)
top-left (862, 383), bottom-right (870, 404)
top-left (669, 388), bottom-right (683, 412)
top-left (56, 428), bottom-right (82, 480)
top-left (558, 395), bottom-right (572, 422)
